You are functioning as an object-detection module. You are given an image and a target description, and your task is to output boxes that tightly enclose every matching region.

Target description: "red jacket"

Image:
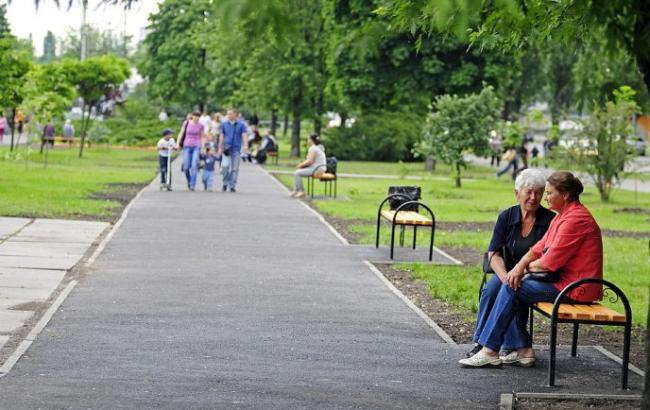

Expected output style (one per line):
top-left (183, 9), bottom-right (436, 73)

top-left (531, 201), bottom-right (603, 302)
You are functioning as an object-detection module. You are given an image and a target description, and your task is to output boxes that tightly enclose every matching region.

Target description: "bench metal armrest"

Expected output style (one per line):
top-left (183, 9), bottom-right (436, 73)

top-left (551, 278), bottom-right (631, 320)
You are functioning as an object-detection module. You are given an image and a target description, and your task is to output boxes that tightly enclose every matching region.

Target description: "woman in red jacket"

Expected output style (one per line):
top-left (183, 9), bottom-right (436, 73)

top-left (460, 171), bottom-right (603, 368)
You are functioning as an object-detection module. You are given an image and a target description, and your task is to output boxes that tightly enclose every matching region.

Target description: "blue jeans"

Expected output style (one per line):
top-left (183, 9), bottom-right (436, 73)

top-left (159, 155), bottom-right (171, 184)
top-left (182, 146), bottom-right (200, 189)
top-left (496, 159), bottom-right (518, 178)
top-left (474, 275), bottom-right (531, 350)
top-left (478, 278), bottom-right (559, 351)
top-left (202, 169), bottom-right (214, 190)
top-left (221, 153), bottom-right (241, 189)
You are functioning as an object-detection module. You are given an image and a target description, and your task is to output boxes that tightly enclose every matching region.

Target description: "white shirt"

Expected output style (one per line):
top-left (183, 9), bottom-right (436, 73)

top-left (309, 144), bottom-right (326, 168)
top-left (157, 137), bottom-right (176, 157)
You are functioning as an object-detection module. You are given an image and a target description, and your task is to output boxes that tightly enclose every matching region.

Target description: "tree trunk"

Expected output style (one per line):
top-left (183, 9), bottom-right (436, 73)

top-left (339, 112), bottom-right (348, 128)
top-left (198, 48), bottom-right (207, 113)
top-left (283, 113), bottom-right (288, 137)
top-left (291, 109), bottom-right (301, 158)
top-left (9, 107), bottom-right (16, 152)
top-left (78, 104), bottom-right (90, 158)
top-left (643, 299), bottom-right (650, 409)
top-left (270, 108), bottom-right (278, 135)
top-left (313, 92), bottom-right (324, 136)
top-left (80, 0), bottom-right (88, 61)
top-left (454, 161), bottom-right (462, 188)
top-left (424, 156), bottom-right (436, 172)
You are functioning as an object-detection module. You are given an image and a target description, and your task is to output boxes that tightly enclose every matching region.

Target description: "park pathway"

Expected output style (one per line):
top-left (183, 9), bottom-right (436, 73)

top-left (0, 162), bottom-right (643, 409)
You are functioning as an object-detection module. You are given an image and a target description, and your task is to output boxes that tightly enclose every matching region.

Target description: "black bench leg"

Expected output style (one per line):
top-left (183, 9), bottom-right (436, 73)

top-left (571, 323), bottom-right (579, 357)
top-left (622, 316), bottom-right (631, 389)
top-left (548, 315), bottom-right (558, 387)
top-left (375, 216), bottom-right (381, 248)
top-left (399, 225), bottom-right (405, 247)
top-left (334, 179), bottom-right (337, 198)
top-left (390, 223), bottom-right (396, 260)
top-left (428, 225), bottom-right (434, 261)
top-left (413, 225), bottom-right (417, 249)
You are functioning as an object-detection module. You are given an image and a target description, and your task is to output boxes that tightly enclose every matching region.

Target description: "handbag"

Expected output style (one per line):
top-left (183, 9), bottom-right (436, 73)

top-left (387, 186), bottom-right (421, 212)
top-left (178, 121), bottom-right (188, 148)
top-left (526, 271), bottom-right (560, 282)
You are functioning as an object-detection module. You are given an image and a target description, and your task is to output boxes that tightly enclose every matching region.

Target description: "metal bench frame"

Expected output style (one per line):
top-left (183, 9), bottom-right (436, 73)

top-left (307, 164), bottom-right (337, 199)
top-left (478, 276), bottom-right (632, 389)
top-left (375, 194), bottom-right (435, 261)
top-left (267, 143), bottom-right (279, 165)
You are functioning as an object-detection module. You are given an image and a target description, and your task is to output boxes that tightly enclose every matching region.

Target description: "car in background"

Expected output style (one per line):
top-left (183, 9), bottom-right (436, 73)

top-left (626, 136), bottom-right (647, 156)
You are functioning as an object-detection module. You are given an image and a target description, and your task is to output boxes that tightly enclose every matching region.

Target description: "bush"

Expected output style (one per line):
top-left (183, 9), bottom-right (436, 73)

top-left (323, 111), bottom-right (422, 161)
top-left (106, 118), bottom-right (178, 147)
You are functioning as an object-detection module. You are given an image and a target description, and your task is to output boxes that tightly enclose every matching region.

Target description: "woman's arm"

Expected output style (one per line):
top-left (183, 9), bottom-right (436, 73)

top-left (488, 252), bottom-right (508, 282)
top-left (297, 150), bottom-right (317, 168)
top-left (505, 250), bottom-right (539, 291)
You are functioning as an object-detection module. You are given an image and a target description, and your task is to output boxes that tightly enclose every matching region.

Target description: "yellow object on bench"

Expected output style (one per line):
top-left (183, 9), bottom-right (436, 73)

top-left (534, 302), bottom-right (626, 322)
top-left (380, 210), bottom-right (433, 226)
top-left (316, 172), bottom-right (336, 181)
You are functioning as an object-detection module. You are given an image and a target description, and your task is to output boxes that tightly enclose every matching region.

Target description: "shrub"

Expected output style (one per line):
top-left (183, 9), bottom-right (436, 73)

top-left (323, 110), bottom-right (422, 161)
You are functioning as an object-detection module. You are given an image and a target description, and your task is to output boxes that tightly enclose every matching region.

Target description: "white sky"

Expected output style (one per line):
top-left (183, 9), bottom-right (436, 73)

top-left (4, 0), bottom-right (162, 56)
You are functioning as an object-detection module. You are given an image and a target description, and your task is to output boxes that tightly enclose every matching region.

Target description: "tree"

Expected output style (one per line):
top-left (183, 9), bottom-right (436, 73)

top-left (416, 86), bottom-right (502, 187)
top-left (0, 36), bottom-right (33, 151)
top-left (41, 31), bottom-right (56, 63)
top-left (139, 0), bottom-right (214, 113)
top-left (21, 62), bottom-right (76, 125)
top-left (63, 55), bottom-right (130, 157)
top-left (0, 4), bottom-right (10, 36)
top-left (561, 86), bottom-right (639, 202)
top-left (378, 0), bottom-right (650, 99)
top-left (60, 26), bottom-right (130, 59)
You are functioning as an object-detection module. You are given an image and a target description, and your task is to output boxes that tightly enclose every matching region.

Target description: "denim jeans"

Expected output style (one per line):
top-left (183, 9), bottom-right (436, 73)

top-left (294, 165), bottom-right (321, 192)
top-left (478, 278), bottom-right (559, 351)
top-left (202, 170), bottom-right (214, 190)
top-left (221, 153), bottom-right (241, 189)
top-left (474, 275), bottom-right (530, 350)
top-left (182, 146), bottom-right (200, 189)
top-left (496, 159), bottom-right (518, 178)
top-left (159, 155), bottom-right (171, 184)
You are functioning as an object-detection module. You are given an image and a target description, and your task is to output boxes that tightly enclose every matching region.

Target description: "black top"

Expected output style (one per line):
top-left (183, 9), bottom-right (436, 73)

top-left (487, 204), bottom-right (556, 270)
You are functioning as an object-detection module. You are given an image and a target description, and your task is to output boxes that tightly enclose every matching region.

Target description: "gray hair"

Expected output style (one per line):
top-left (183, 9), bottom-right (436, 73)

top-left (514, 168), bottom-right (546, 191)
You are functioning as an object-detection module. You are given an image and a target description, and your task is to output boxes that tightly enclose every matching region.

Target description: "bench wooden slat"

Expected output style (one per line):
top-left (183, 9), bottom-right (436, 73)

top-left (535, 302), bottom-right (626, 322)
top-left (316, 173), bottom-right (336, 180)
top-left (380, 210), bottom-right (433, 226)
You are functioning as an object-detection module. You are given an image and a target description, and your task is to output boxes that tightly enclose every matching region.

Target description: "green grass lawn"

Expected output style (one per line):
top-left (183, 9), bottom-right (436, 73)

top-left (273, 160), bottom-right (650, 326)
top-left (0, 146), bottom-right (158, 220)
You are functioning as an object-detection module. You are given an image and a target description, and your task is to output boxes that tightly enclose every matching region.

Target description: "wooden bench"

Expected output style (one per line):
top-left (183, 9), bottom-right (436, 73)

top-left (375, 194), bottom-right (435, 261)
top-left (479, 276), bottom-right (631, 388)
top-left (529, 278), bottom-right (631, 389)
top-left (307, 164), bottom-right (337, 199)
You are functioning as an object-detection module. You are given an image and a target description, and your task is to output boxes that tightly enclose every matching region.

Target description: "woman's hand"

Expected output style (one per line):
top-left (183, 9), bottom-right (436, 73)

top-left (505, 268), bottom-right (525, 291)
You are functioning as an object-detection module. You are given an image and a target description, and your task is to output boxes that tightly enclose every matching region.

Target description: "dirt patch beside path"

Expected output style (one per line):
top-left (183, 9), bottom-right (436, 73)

top-left (88, 182), bottom-right (147, 222)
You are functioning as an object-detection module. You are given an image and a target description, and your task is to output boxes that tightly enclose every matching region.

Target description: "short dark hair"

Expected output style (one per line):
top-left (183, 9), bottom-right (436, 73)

top-left (192, 111), bottom-right (201, 117)
top-left (309, 133), bottom-right (320, 145)
top-left (547, 171), bottom-right (584, 201)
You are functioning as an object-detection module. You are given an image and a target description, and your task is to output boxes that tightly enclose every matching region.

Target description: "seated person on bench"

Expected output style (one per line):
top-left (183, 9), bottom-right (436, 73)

top-left (460, 171), bottom-right (603, 368)
top-left (289, 133), bottom-right (325, 199)
top-left (253, 131), bottom-right (277, 165)
top-left (467, 169), bottom-right (555, 360)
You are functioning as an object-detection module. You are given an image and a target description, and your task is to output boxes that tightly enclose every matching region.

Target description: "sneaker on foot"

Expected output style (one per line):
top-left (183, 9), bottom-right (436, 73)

top-left (294, 191), bottom-right (306, 199)
top-left (500, 351), bottom-right (535, 367)
top-left (229, 187), bottom-right (236, 193)
top-left (458, 349), bottom-right (502, 368)
top-left (222, 185), bottom-right (227, 192)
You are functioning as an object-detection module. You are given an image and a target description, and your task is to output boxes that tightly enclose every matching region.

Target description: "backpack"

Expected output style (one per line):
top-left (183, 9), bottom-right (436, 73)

top-left (326, 156), bottom-right (337, 174)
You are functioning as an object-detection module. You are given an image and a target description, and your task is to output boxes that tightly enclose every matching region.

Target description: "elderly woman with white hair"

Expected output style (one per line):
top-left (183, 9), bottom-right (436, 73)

top-left (464, 168), bottom-right (555, 365)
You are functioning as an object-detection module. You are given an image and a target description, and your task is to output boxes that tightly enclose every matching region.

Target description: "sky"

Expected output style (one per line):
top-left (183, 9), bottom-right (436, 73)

top-left (4, 0), bottom-right (162, 56)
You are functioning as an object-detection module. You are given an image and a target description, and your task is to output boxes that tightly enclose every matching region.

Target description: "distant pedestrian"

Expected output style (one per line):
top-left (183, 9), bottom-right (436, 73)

top-left (178, 112), bottom-right (206, 191)
top-left (15, 110), bottom-right (24, 135)
top-left (489, 131), bottom-right (503, 167)
top-left (200, 147), bottom-right (217, 191)
top-left (63, 119), bottom-right (75, 146)
top-left (0, 113), bottom-right (7, 143)
top-left (496, 147), bottom-right (518, 180)
top-left (40, 121), bottom-right (55, 153)
top-left (157, 128), bottom-right (176, 191)
top-left (159, 109), bottom-right (168, 122)
top-left (218, 107), bottom-right (249, 193)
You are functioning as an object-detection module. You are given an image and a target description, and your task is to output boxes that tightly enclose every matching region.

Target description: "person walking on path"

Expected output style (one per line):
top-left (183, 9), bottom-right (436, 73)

top-left (157, 128), bottom-right (176, 191)
top-left (289, 133), bottom-right (326, 199)
top-left (40, 121), bottom-right (56, 153)
top-left (178, 112), bottom-right (206, 191)
top-left (218, 107), bottom-right (248, 193)
top-left (0, 113), bottom-right (7, 143)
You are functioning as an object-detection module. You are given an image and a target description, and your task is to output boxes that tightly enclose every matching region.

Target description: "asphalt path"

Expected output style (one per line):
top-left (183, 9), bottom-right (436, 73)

top-left (0, 162), bottom-right (642, 409)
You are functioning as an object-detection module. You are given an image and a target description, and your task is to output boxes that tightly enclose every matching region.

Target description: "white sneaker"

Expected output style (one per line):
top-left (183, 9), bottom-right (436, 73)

top-left (500, 351), bottom-right (535, 367)
top-left (459, 349), bottom-right (502, 368)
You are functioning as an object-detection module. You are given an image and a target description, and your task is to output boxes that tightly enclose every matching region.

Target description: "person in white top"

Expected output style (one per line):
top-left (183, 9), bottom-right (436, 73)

top-left (158, 110), bottom-right (168, 122)
top-left (199, 112), bottom-right (212, 133)
top-left (157, 128), bottom-right (177, 190)
top-left (290, 133), bottom-right (327, 198)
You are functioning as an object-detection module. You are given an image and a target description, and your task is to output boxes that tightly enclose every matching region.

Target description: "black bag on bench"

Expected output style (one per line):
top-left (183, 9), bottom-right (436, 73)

top-left (387, 186), bottom-right (421, 212)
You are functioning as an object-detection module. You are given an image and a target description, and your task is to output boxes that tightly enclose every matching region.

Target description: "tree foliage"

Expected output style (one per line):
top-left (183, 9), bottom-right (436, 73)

top-left (41, 31), bottom-right (57, 63)
top-left (417, 86), bottom-right (502, 187)
top-left (62, 55), bottom-right (130, 157)
top-left (20, 62), bottom-right (75, 124)
top-left (561, 86), bottom-right (639, 202)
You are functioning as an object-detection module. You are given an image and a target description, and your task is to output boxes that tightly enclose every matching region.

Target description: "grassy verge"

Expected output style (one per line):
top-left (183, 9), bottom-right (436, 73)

top-left (0, 146), bottom-right (158, 220)
top-left (272, 160), bottom-right (650, 326)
